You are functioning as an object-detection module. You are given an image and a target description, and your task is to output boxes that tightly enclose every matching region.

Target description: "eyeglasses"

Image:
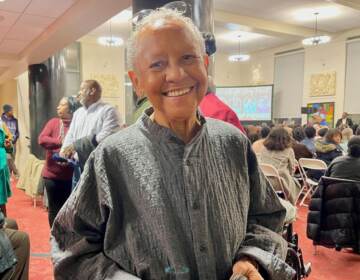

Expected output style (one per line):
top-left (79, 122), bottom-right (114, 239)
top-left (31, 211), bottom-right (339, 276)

top-left (132, 1), bottom-right (192, 25)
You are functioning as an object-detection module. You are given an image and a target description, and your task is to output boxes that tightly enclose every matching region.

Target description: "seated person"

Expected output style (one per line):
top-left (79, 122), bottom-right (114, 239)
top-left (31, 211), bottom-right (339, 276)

top-left (0, 210), bottom-right (30, 280)
top-left (252, 126), bottom-right (270, 154)
top-left (291, 127), bottom-right (313, 160)
top-left (259, 127), bottom-right (300, 204)
top-left (315, 126), bottom-right (328, 141)
top-left (340, 127), bottom-right (353, 154)
top-left (51, 8), bottom-right (294, 280)
top-left (315, 128), bottom-right (343, 165)
top-left (301, 126), bottom-right (316, 155)
top-left (325, 136), bottom-right (360, 181)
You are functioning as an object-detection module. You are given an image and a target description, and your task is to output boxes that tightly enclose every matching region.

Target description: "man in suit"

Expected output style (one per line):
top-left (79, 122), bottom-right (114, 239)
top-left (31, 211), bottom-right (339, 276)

top-left (336, 112), bottom-right (353, 129)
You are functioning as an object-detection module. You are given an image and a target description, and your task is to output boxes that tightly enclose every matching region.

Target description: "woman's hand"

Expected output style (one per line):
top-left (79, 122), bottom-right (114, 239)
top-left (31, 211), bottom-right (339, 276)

top-left (231, 258), bottom-right (264, 280)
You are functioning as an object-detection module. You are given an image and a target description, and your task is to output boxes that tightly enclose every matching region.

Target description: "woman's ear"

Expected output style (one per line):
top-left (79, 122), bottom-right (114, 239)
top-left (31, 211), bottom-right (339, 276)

top-left (128, 71), bottom-right (143, 98)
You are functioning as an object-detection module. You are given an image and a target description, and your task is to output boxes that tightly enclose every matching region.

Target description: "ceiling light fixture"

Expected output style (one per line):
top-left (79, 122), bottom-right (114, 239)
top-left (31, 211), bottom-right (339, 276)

top-left (302, 12), bottom-right (331, 46)
top-left (228, 35), bottom-right (250, 62)
top-left (97, 20), bottom-right (123, 47)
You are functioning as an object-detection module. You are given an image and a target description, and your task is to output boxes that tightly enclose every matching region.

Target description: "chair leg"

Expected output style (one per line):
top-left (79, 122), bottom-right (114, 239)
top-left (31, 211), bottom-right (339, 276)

top-left (33, 196), bottom-right (36, 208)
top-left (313, 245), bottom-right (318, 255)
top-left (299, 185), bottom-right (313, 206)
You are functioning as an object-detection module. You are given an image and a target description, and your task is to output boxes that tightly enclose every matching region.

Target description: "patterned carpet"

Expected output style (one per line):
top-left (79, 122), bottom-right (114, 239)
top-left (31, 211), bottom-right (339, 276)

top-left (6, 181), bottom-right (360, 280)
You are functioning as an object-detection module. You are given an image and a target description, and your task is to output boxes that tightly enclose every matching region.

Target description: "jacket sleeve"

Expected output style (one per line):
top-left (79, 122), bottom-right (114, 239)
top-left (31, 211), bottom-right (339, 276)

top-left (38, 119), bottom-right (62, 150)
top-left (13, 119), bottom-right (19, 143)
top-left (236, 140), bottom-right (295, 280)
top-left (51, 151), bottom-right (140, 280)
top-left (95, 106), bottom-right (121, 143)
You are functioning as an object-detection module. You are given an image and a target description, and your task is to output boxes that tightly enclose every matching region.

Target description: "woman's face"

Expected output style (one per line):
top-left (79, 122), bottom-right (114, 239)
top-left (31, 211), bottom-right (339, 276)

top-left (57, 98), bottom-right (71, 119)
top-left (129, 20), bottom-right (208, 123)
top-left (333, 134), bottom-right (342, 144)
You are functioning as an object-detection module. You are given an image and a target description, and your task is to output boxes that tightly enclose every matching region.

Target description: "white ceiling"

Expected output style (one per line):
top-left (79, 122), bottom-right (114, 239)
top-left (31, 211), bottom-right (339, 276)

top-left (85, 0), bottom-right (360, 55)
top-left (0, 0), bottom-right (77, 55)
top-left (0, 0), bottom-right (360, 83)
top-left (214, 0), bottom-right (360, 32)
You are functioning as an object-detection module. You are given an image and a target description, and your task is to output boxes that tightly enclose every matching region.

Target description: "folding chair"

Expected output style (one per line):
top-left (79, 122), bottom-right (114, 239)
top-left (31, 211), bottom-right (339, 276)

top-left (259, 163), bottom-right (289, 200)
top-left (297, 158), bottom-right (327, 206)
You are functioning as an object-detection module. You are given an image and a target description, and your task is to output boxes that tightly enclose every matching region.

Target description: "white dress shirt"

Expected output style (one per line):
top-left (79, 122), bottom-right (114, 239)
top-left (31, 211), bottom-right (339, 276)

top-left (61, 100), bottom-right (121, 150)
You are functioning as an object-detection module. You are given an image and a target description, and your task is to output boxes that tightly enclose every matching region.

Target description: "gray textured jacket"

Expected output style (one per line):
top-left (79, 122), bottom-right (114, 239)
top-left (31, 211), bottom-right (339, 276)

top-left (0, 212), bottom-right (17, 274)
top-left (51, 111), bottom-right (294, 280)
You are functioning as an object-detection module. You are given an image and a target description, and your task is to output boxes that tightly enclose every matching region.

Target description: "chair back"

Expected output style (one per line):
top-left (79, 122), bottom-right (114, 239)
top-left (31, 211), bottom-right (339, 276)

top-left (298, 158), bottom-right (327, 171)
top-left (260, 163), bottom-right (288, 199)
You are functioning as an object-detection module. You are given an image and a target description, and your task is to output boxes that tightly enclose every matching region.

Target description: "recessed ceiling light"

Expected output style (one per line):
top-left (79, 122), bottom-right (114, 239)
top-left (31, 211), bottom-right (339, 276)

top-left (97, 36), bottom-right (124, 47)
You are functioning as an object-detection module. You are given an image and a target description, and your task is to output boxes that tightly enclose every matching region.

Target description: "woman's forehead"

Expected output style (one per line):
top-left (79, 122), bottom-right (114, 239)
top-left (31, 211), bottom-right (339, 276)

top-left (136, 22), bottom-right (200, 57)
top-left (140, 20), bottom-right (197, 45)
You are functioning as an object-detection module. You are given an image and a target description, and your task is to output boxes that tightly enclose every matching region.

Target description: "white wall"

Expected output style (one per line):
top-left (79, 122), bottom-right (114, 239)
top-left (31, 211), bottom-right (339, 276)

top-left (214, 29), bottom-right (360, 123)
top-left (80, 36), bottom-right (126, 122)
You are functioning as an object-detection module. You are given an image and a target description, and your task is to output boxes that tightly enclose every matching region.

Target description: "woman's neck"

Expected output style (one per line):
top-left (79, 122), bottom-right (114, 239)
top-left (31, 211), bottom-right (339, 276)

top-left (151, 113), bottom-right (201, 144)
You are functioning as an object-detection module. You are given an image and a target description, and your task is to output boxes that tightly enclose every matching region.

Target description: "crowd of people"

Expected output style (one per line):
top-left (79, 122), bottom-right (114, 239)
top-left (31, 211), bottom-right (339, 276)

top-left (0, 7), bottom-right (360, 280)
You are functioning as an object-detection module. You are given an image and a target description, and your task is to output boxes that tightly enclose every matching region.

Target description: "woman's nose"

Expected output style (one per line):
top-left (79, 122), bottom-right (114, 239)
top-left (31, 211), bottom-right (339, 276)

top-left (165, 64), bottom-right (186, 82)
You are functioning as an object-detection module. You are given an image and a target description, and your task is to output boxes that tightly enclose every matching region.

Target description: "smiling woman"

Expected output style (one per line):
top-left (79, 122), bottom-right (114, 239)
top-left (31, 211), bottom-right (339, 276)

top-left (50, 7), bottom-right (294, 280)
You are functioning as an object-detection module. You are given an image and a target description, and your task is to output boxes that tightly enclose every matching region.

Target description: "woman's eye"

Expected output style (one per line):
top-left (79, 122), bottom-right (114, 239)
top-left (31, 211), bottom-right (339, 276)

top-left (149, 61), bottom-right (164, 69)
top-left (182, 54), bottom-right (197, 63)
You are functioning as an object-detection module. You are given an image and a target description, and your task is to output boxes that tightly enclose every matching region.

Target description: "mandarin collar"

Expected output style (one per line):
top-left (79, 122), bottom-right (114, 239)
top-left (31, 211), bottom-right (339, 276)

top-left (138, 107), bottom-right (207, 145)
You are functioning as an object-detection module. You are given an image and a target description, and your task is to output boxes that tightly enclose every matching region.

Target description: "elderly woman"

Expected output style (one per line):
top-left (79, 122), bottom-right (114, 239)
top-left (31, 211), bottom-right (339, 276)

top-left (38, 96), bottom-right (79, 227)
top-left (51, 9), bottom-right (293, 280)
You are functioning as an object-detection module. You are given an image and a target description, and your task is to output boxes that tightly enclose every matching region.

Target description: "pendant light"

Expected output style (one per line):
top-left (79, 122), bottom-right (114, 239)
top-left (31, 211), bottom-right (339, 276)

top-left (228, 35), bottom-right (250, 62)
top-left (97, 20), bottom-right (124, 47)
top-left (302, 12), bottom-right (331, 46)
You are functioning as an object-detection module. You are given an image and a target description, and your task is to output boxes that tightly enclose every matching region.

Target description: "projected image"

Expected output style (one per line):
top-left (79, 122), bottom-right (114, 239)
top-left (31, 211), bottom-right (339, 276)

top-left (216, 86), bottom-right (273, 121)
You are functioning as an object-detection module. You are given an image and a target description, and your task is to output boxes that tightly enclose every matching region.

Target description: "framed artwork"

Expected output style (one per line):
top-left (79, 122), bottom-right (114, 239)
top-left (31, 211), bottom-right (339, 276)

top-left (310, 71), bottom-right (336, 97)
top-left (307, 102), bottom-right (335, 127)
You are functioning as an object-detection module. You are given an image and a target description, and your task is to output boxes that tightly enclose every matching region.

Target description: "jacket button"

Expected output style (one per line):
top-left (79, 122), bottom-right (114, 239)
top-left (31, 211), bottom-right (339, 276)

top-left (199, 244), bottom-right (207, 252)
top-left (192, 201), bottom-right (200, 210)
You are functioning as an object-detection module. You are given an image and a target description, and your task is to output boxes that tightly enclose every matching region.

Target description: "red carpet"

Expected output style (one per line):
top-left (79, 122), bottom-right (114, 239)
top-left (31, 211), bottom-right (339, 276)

top-left (7, 181), bottom-right (53, 280)
top-left (5, 181), bottom-right (360, 280)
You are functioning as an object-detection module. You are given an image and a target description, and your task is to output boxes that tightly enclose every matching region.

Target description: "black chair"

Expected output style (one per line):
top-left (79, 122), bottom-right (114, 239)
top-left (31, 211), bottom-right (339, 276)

top-left (307, 176), bottom-right (360, 254)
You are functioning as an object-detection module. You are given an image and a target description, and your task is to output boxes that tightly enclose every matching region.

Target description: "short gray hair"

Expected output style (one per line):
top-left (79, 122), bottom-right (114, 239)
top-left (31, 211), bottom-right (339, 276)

top-left (126, 8), bottom-right (206, 70)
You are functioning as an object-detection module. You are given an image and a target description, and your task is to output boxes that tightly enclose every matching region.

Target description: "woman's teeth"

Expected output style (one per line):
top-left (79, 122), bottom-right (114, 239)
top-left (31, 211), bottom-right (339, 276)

top-left (165, 87), bottom-right (192, 97)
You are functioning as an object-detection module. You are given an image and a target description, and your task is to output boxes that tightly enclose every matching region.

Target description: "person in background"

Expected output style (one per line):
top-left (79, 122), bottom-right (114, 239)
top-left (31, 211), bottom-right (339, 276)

top-left (291, 127), bottom-right (313, 160)
top-left (133, 95), bottom-right (151, 122)
top-left (1, 105), bottom-right (19, 150)
top-left (38, 97), bottom-right (79, 227)
top-left (51, 8), bottom-right (293, 280)
top-left (1, 105), bottom-right (19, 178)
top-left (325, 136), bottom-right (360, 181)
top-left (199, 76), bottom-right (246, 133)
top-left (336, 112), bottom-right (353, 129)
top-left (316, 126), bottom-right (328, 140)
top-left (252, 126), bottom-right (270, 154)
top-left (260, 127), bottom-right (300, 204)
top-left (340, 127), bottom-right (353, 154)
top-left (60, 80), bottom-right (121, 187)
top-left (0, 210), bottom-right (30, 280)
top-left (355, 126), bottom-right (360, 136)
top-left (0, 125), bottom-right (11, 217)
top-left (301, 126), bottom-right (316, 155)
top-left (315, 128), bottom-right (343, 165)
